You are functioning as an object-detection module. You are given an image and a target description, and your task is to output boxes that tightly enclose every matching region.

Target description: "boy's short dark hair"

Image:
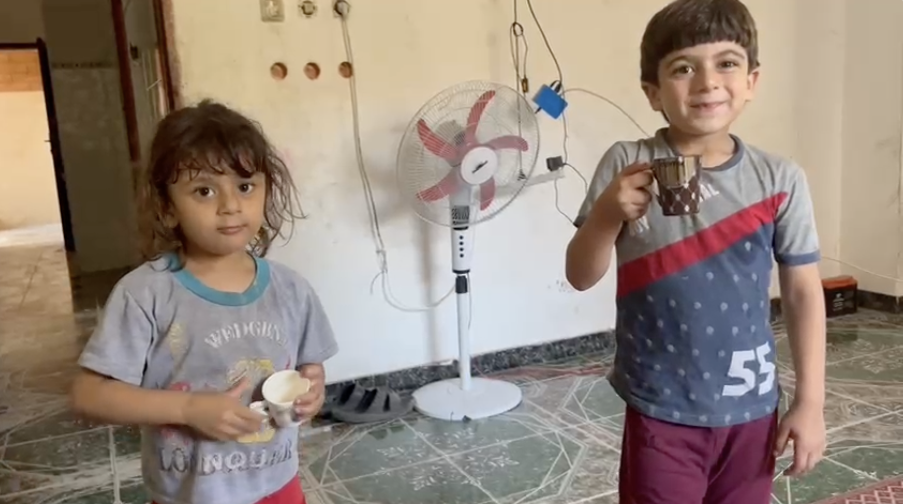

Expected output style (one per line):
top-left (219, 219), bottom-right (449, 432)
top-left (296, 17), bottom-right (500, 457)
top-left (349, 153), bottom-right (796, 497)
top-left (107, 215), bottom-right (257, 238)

top-left (640, 0), bottom-right (759, 85)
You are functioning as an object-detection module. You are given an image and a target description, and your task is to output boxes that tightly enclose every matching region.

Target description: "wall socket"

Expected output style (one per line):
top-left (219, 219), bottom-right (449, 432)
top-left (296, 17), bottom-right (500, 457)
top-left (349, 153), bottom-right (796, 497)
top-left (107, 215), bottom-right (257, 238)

top-left (332, 0), bottom-right (350, 18)
top-left (260, 0), bottom-right (285, 22)
top-left (299, 0), bottom-right (317, 17)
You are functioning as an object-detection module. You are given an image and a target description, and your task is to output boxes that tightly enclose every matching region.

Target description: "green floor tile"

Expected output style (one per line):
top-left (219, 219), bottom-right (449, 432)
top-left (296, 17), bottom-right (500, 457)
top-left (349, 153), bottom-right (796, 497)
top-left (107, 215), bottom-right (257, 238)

top-left (306, 420), bottom-right (440, 483)
top-left (336, 459), bottom-right (493, 504)
top-left (564, 378), bottom-right (626, 423)
top-left (450, 430), bottom-right (584, 502)
top-left (117, 483), bottom-right (150, 504)
top-left (112, 424), bottom-right (142, 457)
top-left (2, 409), bottom-right (101, 445)
top-left (0, 430), bottom-right (114, 504)
top-left (405, 414), bottom-right (541, 455)
top-left (827, 352), bottom-right (903, 382)
top-left (829, 443), bottom-right (903, 480)
top-left (1, 487), bottom-right (116, 504)
top-left (776, 328), bottom-right (902, 368)
top-left (774, 459), bottom-right (880, 504)
top-left (2, 428), bottom-right (111, 474)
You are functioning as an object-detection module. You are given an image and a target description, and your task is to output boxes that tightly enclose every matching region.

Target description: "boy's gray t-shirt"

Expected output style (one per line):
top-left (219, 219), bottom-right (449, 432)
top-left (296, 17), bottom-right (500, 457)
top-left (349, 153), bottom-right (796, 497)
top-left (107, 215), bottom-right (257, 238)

top-left (575, 129), bottom-right (820, 427)
top-left (78, 255), bottom-right (338, 504)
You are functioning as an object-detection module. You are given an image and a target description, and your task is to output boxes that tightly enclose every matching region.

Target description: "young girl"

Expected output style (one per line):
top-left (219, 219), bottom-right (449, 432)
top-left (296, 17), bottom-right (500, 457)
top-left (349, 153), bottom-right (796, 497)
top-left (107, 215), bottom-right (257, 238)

top-left (71, 100), bottom-right (337, 504)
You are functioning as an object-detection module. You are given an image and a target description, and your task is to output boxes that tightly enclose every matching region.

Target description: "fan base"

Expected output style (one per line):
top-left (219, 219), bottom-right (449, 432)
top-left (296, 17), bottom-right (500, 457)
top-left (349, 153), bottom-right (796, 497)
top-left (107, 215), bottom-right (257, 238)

top-left (412, 377), bottom-right (523, 421)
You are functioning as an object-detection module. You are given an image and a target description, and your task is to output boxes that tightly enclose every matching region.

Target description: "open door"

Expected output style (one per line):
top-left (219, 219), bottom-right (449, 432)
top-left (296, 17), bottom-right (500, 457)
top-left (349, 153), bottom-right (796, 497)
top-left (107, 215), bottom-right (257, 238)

top-left (36, 37), bottom-right (75, 253)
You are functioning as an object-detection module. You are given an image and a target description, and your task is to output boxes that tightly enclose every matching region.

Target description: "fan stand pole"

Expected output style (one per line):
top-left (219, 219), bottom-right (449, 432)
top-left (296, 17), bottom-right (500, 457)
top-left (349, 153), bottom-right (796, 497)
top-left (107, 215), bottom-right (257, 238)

top-left (411, 219), bottom-right (524, 421)
top-left (454, 271), bottom-right (472, 391)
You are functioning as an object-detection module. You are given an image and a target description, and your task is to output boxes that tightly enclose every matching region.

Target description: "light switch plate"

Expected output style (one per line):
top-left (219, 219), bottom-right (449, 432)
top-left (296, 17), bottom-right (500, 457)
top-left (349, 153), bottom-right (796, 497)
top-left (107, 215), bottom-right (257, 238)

top-left (260, 0), bottom-right (285, 22)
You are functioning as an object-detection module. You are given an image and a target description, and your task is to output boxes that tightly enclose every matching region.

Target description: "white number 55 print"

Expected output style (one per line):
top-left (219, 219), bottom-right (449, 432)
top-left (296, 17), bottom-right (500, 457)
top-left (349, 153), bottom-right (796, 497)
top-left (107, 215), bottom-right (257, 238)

top-left (721, 343), bottom-right (776, 397)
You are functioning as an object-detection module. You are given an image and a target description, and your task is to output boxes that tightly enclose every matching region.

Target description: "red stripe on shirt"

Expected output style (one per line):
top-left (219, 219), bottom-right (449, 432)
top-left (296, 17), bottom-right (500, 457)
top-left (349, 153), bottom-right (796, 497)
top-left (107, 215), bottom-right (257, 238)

top-left (616, 193), bottom-right (787, 298)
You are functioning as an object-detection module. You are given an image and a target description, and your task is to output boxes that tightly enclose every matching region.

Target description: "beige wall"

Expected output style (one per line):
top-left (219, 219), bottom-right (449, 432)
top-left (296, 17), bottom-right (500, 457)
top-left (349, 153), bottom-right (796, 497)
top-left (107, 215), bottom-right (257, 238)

top-left (0, 50), bottom-right (60, 231)
top-left (839, 0), bottom-right (903, 296)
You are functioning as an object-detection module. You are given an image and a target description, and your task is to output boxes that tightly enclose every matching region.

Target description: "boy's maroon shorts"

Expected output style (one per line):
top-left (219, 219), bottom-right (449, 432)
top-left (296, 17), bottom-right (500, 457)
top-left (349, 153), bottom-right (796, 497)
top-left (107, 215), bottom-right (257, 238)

top-left (618, 405), bottom-right (777, 504)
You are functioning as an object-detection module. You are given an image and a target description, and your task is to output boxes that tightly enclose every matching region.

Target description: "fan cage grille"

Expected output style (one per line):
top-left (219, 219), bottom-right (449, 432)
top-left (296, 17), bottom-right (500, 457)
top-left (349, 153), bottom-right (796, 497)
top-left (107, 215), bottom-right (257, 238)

top-left (396, 81), bottom-right (541, 228)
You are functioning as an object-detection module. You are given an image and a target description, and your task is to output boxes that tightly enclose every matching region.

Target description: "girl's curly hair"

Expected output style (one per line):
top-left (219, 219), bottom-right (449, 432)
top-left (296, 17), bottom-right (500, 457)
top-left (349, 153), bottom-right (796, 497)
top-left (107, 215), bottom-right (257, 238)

top-left (137, 99), bottom-right (302, 260)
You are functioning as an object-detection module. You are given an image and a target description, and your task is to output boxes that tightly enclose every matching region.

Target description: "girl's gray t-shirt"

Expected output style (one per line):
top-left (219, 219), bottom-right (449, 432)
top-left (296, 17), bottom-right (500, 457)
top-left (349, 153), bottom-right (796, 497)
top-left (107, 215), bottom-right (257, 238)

top-left (78, 255), bottom-right (338, 504)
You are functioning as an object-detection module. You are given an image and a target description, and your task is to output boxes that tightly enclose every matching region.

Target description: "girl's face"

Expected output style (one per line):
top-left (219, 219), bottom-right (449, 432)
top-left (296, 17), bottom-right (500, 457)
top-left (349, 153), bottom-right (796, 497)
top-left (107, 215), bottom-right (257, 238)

top-left (166, 166), bottom-right (267, 258)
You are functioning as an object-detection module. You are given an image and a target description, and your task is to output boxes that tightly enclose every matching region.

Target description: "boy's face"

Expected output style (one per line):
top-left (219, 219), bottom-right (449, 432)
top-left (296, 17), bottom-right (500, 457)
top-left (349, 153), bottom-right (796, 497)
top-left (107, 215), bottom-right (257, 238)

top-left (166, 165), bottom-right (267, 257)
top-left (642, 41), bottom-right (759, 137)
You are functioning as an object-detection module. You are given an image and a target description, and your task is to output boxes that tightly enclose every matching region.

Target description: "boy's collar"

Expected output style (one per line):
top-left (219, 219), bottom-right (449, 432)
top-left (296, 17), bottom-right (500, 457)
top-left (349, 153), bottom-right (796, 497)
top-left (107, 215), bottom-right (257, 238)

top-left (656, 128), bottom-right (744, 171)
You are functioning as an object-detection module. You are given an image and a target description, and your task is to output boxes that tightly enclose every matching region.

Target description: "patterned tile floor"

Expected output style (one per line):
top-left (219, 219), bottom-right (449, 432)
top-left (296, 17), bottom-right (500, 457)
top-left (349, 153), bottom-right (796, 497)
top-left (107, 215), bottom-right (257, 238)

top-left (0, 243), bottom-right (901, 504)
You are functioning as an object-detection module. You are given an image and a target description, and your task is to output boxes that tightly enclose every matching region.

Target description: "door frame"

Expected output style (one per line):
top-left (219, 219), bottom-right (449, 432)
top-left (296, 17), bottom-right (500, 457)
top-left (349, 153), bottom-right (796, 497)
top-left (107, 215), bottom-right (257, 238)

top-left (0, 41), bottom-right (75, 252)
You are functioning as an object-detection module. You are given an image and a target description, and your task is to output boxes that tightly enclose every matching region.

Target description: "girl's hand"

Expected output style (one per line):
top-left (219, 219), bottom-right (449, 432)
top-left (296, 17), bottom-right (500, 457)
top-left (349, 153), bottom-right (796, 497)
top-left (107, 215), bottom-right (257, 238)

top-left (293, 364), bottom-right (326, 420)
top-left (182, 378), bottom-right (264, 441)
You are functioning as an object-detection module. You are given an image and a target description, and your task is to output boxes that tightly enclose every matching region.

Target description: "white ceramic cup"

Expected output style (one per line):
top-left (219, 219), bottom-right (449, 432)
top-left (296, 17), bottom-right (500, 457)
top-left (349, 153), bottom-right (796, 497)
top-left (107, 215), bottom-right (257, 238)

top-left (260, 370), bottom-right (312, 428)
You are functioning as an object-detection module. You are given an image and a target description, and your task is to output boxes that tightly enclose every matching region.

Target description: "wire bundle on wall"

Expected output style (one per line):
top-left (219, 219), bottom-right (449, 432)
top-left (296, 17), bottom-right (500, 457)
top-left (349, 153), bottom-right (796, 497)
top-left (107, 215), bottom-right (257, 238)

top-left (335, 1), bottom-right (454, 312)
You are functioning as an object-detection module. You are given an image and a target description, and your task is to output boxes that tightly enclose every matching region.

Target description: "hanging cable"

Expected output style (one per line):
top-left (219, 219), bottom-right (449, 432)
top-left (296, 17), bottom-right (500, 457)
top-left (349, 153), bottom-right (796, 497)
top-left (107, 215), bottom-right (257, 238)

top-left (509, 0), bottom-right (530, 95)
top-left (336, 6), bottom-right (454, 312)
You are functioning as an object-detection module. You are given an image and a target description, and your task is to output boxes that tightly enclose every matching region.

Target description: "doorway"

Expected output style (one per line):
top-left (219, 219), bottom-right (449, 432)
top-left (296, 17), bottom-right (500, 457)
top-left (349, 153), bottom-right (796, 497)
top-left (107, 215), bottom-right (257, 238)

top-left (0, 40), bottom-right (74, 251)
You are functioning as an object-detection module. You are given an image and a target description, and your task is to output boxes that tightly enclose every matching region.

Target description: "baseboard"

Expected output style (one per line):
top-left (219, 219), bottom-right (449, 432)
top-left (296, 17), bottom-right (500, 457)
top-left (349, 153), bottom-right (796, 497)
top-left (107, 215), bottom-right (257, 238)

top-left (326, 292), bottom-right (897, 398)
top-left (325, 330), bottom-right (616, 397)
top-left (857, 290), bottom-right (903, 314)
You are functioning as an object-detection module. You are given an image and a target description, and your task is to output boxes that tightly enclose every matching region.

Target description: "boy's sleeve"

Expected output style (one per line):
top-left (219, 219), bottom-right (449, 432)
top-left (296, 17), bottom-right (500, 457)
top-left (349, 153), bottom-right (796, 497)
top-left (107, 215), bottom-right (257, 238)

top-left (773, 165), bottom-right (821, 265)
top-left (573, 142), bottom-right (631, 228)
top-left (77, 283), bottom-right (155, 386)
top-left (296, 282), bottom-right (339, 365)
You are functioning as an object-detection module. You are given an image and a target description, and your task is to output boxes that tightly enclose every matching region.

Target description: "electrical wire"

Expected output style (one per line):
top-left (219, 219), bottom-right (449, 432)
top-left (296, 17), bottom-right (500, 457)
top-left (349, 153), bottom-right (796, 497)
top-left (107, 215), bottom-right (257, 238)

top-left (563, 87), bottom-right (651, 138)
top-left (509, 0), bottom-right (529, 95)
top-left (337, 9), bottom-right (454, 312)
top-left (524, 0), bottom-right (563, 85)
top-left (517, 0), bottom-right (580, 224)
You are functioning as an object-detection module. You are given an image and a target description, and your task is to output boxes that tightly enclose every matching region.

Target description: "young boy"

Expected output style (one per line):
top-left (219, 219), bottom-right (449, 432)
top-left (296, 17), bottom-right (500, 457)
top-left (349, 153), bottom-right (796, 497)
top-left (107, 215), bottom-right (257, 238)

top-left (565, 1), bottom-right (827, 503)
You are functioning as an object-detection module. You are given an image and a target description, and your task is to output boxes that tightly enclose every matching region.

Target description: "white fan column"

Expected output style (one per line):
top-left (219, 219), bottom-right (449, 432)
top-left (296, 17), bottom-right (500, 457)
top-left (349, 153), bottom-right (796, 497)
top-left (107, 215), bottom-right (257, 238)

top-left (412, 147), bottom-right (523, 421)
top-left (398, 81), bottom-right (538, 421)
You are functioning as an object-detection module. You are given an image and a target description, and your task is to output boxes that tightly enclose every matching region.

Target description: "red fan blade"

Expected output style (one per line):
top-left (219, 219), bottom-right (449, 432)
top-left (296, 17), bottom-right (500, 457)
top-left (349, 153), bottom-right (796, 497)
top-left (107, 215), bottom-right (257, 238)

top-left (483, 135), bottom-right (529, 151)
top-left (417, 170), bottom-right (459, 202)
top-left (417, 119), bottom-right (459, 161)
top-left (464, 90), bottom-right (496, 147)
top-left (479, 179), bottom-right (496, 211)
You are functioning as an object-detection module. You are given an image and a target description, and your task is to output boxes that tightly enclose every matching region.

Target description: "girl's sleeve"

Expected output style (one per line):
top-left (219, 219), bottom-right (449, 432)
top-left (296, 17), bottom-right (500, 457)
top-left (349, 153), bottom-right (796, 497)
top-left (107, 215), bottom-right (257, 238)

top-left (77, 281), bottom-right (156, 386)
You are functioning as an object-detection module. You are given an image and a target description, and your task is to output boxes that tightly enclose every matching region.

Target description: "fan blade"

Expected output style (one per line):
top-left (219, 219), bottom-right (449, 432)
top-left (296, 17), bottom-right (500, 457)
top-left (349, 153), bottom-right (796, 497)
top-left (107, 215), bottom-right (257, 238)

top-left (417, 170), bottom-right (459, 202)
top-left (417, 119), bottom-right (459, 161)
top-left (479, 179), bottom-right (496, 211)
top-left (483, 135), bottom-right (529, 151)
top-left (464, 90), bottom-right (496, 147)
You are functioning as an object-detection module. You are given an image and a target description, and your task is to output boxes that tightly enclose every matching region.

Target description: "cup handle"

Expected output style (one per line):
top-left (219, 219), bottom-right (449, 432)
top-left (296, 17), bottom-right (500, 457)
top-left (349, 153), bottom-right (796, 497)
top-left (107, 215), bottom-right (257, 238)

top-left (249, 401), bottom-right (271, 424)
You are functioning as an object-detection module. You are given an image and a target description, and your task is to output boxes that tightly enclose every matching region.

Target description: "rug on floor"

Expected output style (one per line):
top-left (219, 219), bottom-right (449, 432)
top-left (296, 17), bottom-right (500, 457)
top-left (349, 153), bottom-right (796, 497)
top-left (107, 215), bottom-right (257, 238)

top-left (815, 478), bottom-right (903, 504)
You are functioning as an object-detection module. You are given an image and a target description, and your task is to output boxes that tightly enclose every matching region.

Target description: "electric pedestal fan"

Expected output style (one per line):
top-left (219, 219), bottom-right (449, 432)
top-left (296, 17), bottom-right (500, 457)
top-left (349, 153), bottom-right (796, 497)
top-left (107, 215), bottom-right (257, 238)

top-left (397, 81), bottom-right (540, 421)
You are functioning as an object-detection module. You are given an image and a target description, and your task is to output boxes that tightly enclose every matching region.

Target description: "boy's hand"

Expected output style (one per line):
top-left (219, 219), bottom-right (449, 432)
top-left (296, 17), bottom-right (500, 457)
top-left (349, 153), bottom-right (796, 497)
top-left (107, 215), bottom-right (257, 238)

top-left (774, 400), bottom-right (826, 476)
top-left (596, 162), bottom-right (654, 222)
top-left (182, 378), bottom-right (264, 441)
top-left (293, 364), bottom-right (326, 420)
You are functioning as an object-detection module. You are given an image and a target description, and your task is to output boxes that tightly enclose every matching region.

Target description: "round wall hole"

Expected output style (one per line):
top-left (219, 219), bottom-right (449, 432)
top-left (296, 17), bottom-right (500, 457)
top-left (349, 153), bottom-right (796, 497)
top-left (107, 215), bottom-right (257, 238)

top-left (304, 62), bottom-right (321, 80)
top-left (338, 61), bottom-right (353, 79)
top-left (270, 62), bottom-right (288, 80)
